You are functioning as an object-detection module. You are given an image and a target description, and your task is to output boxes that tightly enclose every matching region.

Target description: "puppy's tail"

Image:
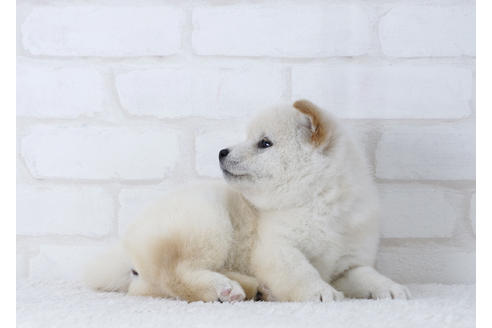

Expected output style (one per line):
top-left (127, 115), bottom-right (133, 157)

top-left (84, 243), bottom-right (133, 293)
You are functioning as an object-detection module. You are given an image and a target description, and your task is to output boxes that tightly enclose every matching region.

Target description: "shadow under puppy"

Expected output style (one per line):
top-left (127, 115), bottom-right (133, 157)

top-left (85, 100), bottom-right (409, 302)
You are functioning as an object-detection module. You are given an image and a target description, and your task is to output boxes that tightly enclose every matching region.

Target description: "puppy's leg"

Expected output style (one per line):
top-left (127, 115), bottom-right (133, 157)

top-left (174, 266), bottom-right (246, 302)
top-left (252, 243), bottom-right (343, 302)
top-left (332, 266), bottom-right (410, 300)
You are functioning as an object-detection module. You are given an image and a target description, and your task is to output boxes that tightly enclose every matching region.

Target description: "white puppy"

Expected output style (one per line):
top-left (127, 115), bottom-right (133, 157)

top-left (85, 100), bottom-right (410, 302)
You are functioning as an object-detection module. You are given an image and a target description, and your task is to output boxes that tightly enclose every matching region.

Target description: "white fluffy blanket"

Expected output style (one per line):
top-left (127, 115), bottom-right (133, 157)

top-left (17, 281), bottom-right (475, 328)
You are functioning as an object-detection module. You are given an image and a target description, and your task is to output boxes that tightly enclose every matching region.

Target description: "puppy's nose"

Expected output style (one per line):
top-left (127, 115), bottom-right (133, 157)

top-left (219, 148), bottom-right (229, 160)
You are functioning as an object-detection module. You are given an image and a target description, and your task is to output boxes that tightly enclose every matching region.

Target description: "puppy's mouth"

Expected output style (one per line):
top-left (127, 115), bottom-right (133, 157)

top-left (221, 168), bottom-right (249, 179)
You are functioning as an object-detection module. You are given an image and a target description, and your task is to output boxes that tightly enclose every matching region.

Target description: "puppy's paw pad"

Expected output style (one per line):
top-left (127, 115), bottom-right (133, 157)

top-left (219, 287), bottom-right (232, 297)
top-left (217, 281), bottom-right (245, 303)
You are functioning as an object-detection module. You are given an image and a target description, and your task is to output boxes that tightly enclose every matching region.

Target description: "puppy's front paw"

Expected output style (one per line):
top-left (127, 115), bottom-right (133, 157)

top-left (216, 280), bottom-right (246, 302)
top-left (303, 284), bottom-right (344, 302)
top-left (369, 282), bottom-right (411, 300)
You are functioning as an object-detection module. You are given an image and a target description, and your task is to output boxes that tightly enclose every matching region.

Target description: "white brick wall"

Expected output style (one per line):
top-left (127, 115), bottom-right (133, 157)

top-left (377, 245), bottom-right (475, 284)
top-left (292, 65), bottom-right (473, 119)
top-left (379, 184), bottom-right (466, 238)
top-left (376, 123), bottom-right (475, 180)
top-left (22, 6), bottom-right (183, 56)
top-left (21, 126), bottom-right (180, 180)
top-left (17, 59), bottom-right (107, 118)
top-left (17, 0), bottom-right (475, 284)
top-left (470, 193), bottom-right (476, 235)
top-left (192, 5), bottom-right (373, 57)
top-left (379, 5), bottom-right (475, 57)
top-left (30, 244), bottom-right (110, 281)
top-left (17, 185), bottom-right (113, 236)
top-left (115, 65), bottom-right (285, 119)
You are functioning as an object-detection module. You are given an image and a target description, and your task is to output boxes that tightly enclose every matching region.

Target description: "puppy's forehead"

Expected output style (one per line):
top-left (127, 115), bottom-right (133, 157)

top-left (247, 106), bottom-right (296, 137)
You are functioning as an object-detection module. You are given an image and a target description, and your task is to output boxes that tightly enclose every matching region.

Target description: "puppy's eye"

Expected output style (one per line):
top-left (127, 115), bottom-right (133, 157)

top-left (258, 137), bottom-right (273, 149)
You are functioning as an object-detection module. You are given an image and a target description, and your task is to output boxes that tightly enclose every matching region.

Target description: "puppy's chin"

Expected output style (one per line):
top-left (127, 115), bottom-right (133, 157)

top-left (221, 168), bottom-right (250, 181)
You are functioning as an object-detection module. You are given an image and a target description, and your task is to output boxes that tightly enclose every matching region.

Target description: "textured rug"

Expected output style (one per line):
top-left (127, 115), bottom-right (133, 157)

top-left (17, 281), bottom-right (475, 328)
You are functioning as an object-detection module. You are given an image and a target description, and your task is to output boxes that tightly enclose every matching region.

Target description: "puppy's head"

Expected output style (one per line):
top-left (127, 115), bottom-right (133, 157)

top-left (219, 99), bottom-right (338, 210)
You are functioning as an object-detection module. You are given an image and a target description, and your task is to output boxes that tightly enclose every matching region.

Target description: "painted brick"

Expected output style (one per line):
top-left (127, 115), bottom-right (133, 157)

top-left (15, 0), bottom-right (477, 286)
top-left (195, 126), bottom-right (246, 177)
top-left (21, 126), bottom-right (179, 180)
top-left (17, 249), bottom-right (29, 280)
top-left (193, 5), bottom-right (372, 57)
top-left (17, 185), bottom-right (113, 236)
top-left (379, 5), bottom-right (475, 57)
top-left (29, 244), bottom-right (108, 281)
top-left (376, 124), bottom-right (475, 180)
top-left (470, 193), bottom-right (476, 235)
top-left (118, 186), bottom-right (172, 236)
top-left (377, 245), bottom-right (475, 284)
top-left (379, 184), bottom-right (465, 238)
top-left (22, 6), bottom-right (182, 56)
top-left (17, 60), bottom-right (106, 118)
top-left (292, 66), bottom-right (472, 119)
top-left (115, 66), bottom-right (284, 119)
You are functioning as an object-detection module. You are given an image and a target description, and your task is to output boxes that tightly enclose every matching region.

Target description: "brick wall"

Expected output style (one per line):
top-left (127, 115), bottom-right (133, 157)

top-left (16, 0), bottom-right (476, 284)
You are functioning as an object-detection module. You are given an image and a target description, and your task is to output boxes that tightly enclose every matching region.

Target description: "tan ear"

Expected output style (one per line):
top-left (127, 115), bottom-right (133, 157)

top-left (293, 99), bottom-right (328, 147)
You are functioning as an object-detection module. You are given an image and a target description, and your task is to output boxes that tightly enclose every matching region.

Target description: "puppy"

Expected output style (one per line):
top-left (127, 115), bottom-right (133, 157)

top-left (85, 100), bottom-right (409, 302)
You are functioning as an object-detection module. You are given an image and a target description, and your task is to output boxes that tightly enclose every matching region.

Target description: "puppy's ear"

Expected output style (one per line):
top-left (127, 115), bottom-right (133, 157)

top-left (293, 99), bottom-right (332, 147)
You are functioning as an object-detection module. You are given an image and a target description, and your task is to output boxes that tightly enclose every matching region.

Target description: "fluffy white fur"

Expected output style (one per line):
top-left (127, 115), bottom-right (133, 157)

top-left (85, 100), bottom-right (409, 302)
